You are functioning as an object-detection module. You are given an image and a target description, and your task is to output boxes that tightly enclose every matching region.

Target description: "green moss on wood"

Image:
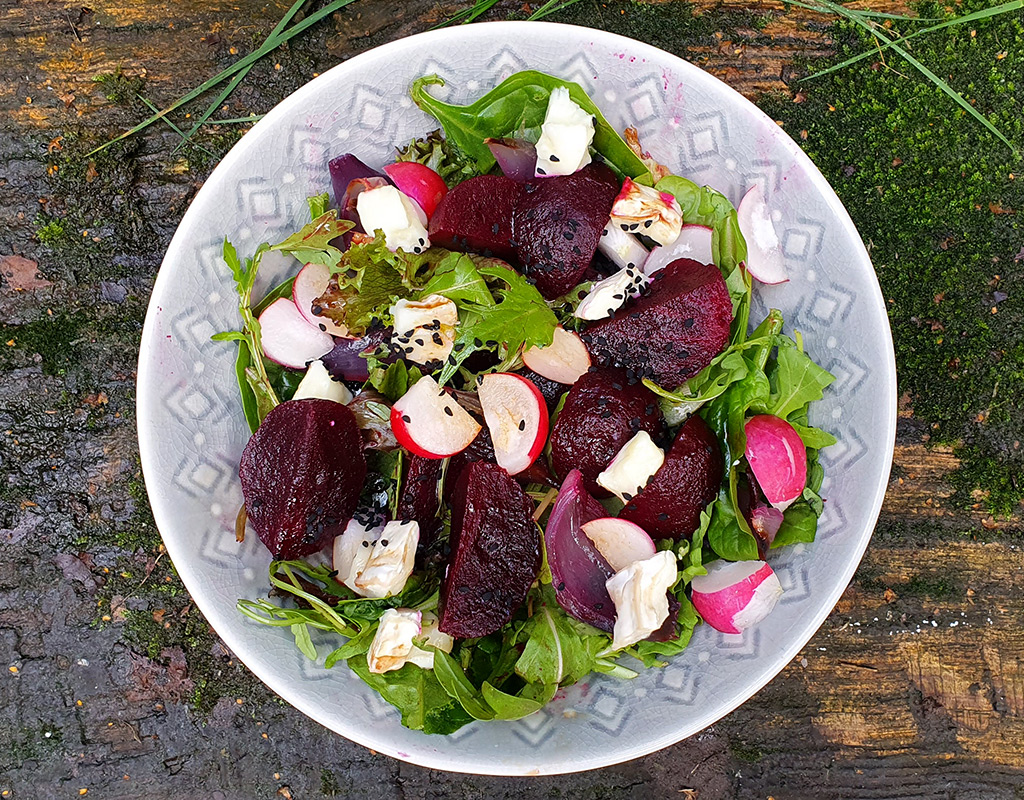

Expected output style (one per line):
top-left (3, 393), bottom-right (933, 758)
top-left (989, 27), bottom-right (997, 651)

top-left (759, 0), bottom-right (1024, 516)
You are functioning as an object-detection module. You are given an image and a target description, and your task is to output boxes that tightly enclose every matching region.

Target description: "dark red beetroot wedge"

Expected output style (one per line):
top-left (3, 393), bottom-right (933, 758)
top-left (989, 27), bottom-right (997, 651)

top-left (239, 399), bottom-right (367, 559)
top-left (583, 258), bottom-right (733, 387)
top-left (513, 163), bottom-right (621, 300)
top-left (619, 414), bottom-right (724, 541)
top-left (441, 427), bottom-right (497, 504)
top-left (428, 174), bottom-right (521, 261)
top-left (439, 462), bottom-right (541, 638)
top-left (548, 367), bottom-right (664, 497)
top-left (396, 454), bottom-right (442, 546)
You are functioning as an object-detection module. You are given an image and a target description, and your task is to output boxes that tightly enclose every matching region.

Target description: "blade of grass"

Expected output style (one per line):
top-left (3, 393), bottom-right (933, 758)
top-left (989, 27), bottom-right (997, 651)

top-left (203, 115), bottom-right (265, 125)
top-left (432, 0), bottom-right (501, 28)
top-left (89, 0), bottom-right (360, 156)
top-left (172, 0), bottom-right (308, 153)
top-left (134, 92), bottom-right (217, 157)
top-left (803, 0), bottom-right (1024, 82)
top-left (794, 0), bottom-right (1018, 156)
top-left (528, 0), bottom-right (585, 20)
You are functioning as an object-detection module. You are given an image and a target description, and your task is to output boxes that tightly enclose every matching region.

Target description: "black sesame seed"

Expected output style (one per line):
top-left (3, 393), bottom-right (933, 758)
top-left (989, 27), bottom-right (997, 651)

top-left (684, 318), bottom-right (695, 329)
top-left (311, 305), bottom-right (322, 316)
top-left (622, 493), bottom-right (633, 502)
top-left (620, 223), bottom-right (630, 231)
top-left (362, 540), bottom-right (370, 548)
top-left (318, 323), bottom-right (327, 331)
top-left (600, 409), bottom-right (612, 419)
top-left (644, 219), bottom-right (653, 228)
top-left (536, 167), bottom-right (546, 175)
top-left (657, 512), bottom-right (669, 521)
top-left (444, 406), bottom-right (454, 417)
top-left (594, 602), bottom-right (604, 610)
top-left (474, 338), bottom-right (483, 347)
top-left (415, 338), bottom-right (424, 346)
top-left (557, 581), bottom-right (566, 591)
top-left (518, 419), bottom-right (526, 431)
top-left (491, 222), bottom-right (501, 234)
top-left (402, 414), bottom-right (411, 423)
top-left (563, 231), bottom-right (574, 241)
top-left (606, 308), bottom-right (616, 316)
top-left (601, 228), bottom-right (609, 237)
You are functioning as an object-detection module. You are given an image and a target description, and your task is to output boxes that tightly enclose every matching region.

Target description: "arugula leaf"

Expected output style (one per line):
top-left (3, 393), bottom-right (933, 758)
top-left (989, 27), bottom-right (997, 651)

top-left (679, 508), bottom-right (711, 585)
top-left (481, 681), bottom-right (552, 720)
top-left (269, 210), bottom-right (353, 269)
top-left (290, 622), bottom-right (318, 661)
top-left (347, 658), bottom-right (473, 734)
top-left (433, 650), bottom-right (496, 721)
top-left (306, 192), bottom-right (330, 220)
top-left (769, 335), bottom-right (836, 419)
top-left (438, 263), bottom-right (557, 384)
top-left (395, 128), bottom-right (481, 187)
top-left (410, 72), bottom-right (649, 181)
top-left (419, 252), bottom-right (495, 307)
top-left (515, 587), bottom-right (602, 685)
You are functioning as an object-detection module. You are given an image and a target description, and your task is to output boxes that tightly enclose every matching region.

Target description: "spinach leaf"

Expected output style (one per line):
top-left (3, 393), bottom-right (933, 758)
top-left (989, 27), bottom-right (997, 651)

top-left (347, 658), bottom-right (473, 734)
top-left (433, 650), bottom-right (496, 721)
top-left (771, 501), bottom-right (819, 549)
top-left (515, 587), bottom-right (602, 685)
top-left (410, 72), bottom-right (649, 181)
top-left (705, 496), bottom-right (759, 562)
top-left (481, 681), bottom-right (552, 720)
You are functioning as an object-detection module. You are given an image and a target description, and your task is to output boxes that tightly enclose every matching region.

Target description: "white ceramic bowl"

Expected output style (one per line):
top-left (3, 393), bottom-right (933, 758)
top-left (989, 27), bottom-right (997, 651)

top-left (137, 21), bottom-right (896, 776)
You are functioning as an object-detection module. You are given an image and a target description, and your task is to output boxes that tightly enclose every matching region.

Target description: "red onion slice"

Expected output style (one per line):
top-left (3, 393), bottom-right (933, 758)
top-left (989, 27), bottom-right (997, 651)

top-left (321, 329), bottom-right (388, 382)
top-left (544, 469), bottom-right (616, 632)
top-left (485, 137), bottom-right (537, 182)
top-left (329, 153), bottom-right (387, 211)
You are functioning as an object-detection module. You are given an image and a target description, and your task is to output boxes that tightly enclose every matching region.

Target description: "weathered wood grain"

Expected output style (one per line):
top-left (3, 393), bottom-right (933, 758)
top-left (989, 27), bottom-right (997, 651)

top-left (1, 1), bottom-right (1021, 798)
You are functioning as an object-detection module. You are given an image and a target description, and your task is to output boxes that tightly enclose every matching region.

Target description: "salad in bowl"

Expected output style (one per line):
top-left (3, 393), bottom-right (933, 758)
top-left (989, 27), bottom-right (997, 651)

top-left (215, 69), bottom-right (836, 734)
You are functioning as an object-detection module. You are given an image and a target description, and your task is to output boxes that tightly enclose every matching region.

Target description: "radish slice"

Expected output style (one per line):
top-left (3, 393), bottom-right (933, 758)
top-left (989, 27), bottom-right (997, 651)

top-left (597, 223), bottom-right (650, 271)
top-left (521, 326), bottom-right (591, 385)
top-left (690, 559), bottom-right (783, 634)
top-left (581, 517), bottom-right (656, 571)
top-left (477, 373), bottom-right (549, 475)
top-left (643, 224), bottom-right (713, 275)
top-left (258, 297), bottom-right (335, 369)
top-left (382, 162), bottom-right (448, 219)
top-left (390, 375), bottom-right (481, 459)
top-left (545, 469), bottom-right (616, 632)
top-left (293, 262), bottom-right (348, 337)
top-left (737, 184), bottom-right (788, 285)
top-left (744, 415), bottom-right (807, 511)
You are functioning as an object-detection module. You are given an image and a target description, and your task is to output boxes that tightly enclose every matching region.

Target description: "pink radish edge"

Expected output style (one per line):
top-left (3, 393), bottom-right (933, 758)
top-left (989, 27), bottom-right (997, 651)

top-left (258, 298), bottom-right (334, 370)
top-left (744, 414), bottom-right (807, 511)
top-left (478, 373), bottom-right (549, 475)
top-left (382, 162), bottom-right (448, 219)
top-left (690, 560), bottom-right (783, 634)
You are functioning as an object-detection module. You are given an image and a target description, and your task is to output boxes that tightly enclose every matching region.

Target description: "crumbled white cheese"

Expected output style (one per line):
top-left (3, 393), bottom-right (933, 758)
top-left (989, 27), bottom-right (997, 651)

top-left (291, 359), bottom-right (353, 404)
top-left (356, 184), bottom-right (430, 254)
top-left (334, 519), bottom-right (419, 599)
top-left (366, 609), bottom-right (454, 674)
top-left (390, 294), bottom-right (458, 366)
top-left (574, 265), bottom-right (648, 321)
top-left (605, 550), bottom-right (678, 650)
top-left (609, 178), bottom-right (683, 246)
top-left (534, 87), bottom-right (595, 177)
top-left (596, 431), bottom-right (665, 502)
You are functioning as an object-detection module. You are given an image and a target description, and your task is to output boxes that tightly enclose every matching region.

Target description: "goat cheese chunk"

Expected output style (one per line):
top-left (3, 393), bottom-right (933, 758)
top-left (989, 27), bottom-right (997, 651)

top-left (292, 359), bottom-right (353, 405)
top-left (610, 178), bottom-right (683, 246)
top-left (574, 265), bottom-right (648, 321)
top-left (534, 87), bottom-right (595, 177)
top-left (596, 431), bottom-right (665, 502)
top-left (606, 550), bottom-right (678, 650)
top-left (367, 609), bottom-right (454, 674)
top-left (355, 184), bottom-right (430, 254)
top-left (333, 519), bottom-right (419, 599)
top-left (390, 294), bottom-right (458, 366)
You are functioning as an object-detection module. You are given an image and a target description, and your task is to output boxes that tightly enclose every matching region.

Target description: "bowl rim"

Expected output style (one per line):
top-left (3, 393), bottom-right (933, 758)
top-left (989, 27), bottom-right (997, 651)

top-left (137, 19), bottom-right (897, 775)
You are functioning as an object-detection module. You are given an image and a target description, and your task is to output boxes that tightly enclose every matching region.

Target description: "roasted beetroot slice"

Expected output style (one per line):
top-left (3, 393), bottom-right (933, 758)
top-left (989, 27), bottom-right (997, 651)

top-left (442, 427), bottom-right (497, 503)
top-left (518, 368), bottom-right (568, 411)
top-left (515, 457), bottom-right (559, 489)
top-left (548, 367), bottom-right (664, 497)
top-left (397, 454), bottom-right (442, 546)
top-left (619, 414), bottom-right (724, 540)
top-left (439, 462), bottom-right (541, 638)
top-left (428, 175), bottom-right (521, 261)
top-left (239, 399), bottom-right (366, 559)
top-left (583, 258), bottom-right (733, 386)
top-left (513, 163), bottom-right (620, 300)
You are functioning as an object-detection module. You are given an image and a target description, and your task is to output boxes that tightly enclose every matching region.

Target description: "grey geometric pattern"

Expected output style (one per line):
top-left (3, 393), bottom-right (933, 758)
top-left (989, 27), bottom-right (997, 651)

top-left (136, 23), bottom-right (896, 776)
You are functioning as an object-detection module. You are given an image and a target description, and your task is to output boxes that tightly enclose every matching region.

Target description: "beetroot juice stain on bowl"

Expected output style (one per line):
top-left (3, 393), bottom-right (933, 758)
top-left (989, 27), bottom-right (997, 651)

top-left (137, 22), bottom-right (895, 775)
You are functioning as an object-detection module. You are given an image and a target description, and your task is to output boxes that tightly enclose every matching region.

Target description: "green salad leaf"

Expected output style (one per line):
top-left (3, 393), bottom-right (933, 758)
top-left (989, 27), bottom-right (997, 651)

top-left (410, 71), bottom-right (650, 181)
top-left (395, 128), bottom-right (481, 187)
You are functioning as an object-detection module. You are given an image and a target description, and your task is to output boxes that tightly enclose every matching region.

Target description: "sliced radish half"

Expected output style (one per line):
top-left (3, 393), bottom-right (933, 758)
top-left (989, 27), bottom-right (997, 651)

top-left (382, 161), bottom-right (448, 219)
top-left (643, 224), bottom-right (713, 275)
top-left (521, 326), bottom-right (591, 385)
top-left (293, 262), bottom-right (348, 336)
top-left (744, 414), bottom-right (807, 511)
top-left (477, 373), bottom-right (549, 475)
top-left (690, 559), bottom-right (783, 634)
top-left (258, 297), bottom-right (335, 369)
top-left (737, 184), bottom-right (788, 284)
top-left (581, 517), bottom-right (656, 571)
top-left (390, 375), bottom-right (481, 459)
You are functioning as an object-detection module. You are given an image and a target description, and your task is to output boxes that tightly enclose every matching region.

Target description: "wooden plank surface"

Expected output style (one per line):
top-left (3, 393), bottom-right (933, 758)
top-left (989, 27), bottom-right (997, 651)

top-left (1, 1), bottom-right (1020, 798)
